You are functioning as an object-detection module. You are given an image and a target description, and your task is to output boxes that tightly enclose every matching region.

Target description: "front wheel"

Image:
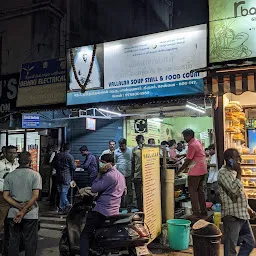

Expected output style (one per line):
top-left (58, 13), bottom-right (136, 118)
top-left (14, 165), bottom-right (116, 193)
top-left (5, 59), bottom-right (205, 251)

top-left (128, 248), bottom-right (137, 256)
top-left (59, 232), bottom-right (70, 256)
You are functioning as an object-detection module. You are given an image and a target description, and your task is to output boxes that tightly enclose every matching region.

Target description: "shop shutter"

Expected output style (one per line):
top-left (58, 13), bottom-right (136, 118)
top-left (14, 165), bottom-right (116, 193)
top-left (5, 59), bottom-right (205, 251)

top-left (205, 71), bottom-right (256, 96)
top-left (68, 118), bottom-right (123, 187)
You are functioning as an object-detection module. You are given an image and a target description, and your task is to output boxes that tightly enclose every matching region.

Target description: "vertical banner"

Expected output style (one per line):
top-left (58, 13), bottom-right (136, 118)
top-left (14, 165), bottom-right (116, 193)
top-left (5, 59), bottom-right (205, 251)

top-left (142, 147), bottom-right (161, 242)
top-left (28, 145), bottom-right (39, 172)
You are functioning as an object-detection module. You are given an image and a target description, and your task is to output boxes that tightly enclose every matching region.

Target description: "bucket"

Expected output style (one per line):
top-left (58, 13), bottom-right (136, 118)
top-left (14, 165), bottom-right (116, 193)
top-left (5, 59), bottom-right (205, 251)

top-left (191, 232), bottom-right (222, 256)
top-left (167, 219), bottom-right (191, 250)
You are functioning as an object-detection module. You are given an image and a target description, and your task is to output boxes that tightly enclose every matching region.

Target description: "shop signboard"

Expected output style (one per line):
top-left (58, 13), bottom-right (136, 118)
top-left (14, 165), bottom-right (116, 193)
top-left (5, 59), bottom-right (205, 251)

top-left (0, 73), bottom-right (19, 118)
top-left (22, 114), bottom-right (40, 128)
top-left (142, 147), bottom-right (161, 242)
top-left (67, 24), bottom-right (207, 105)
top-left (209, 0), bottom-right (256, 63)
top-left (86, 118), bottom-right (96, 131)
top-left (17, 58), bottom-right (66, 107)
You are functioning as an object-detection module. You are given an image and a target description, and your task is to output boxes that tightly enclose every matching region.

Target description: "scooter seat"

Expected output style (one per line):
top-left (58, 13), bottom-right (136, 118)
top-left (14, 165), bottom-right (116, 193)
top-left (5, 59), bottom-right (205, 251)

top-left (103, 213), bottom-right (134, 227)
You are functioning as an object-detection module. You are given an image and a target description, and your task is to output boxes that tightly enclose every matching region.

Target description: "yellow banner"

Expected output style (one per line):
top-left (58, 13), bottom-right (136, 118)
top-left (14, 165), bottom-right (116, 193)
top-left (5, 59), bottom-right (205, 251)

top-left (142, 147), bottom-right (162, 242)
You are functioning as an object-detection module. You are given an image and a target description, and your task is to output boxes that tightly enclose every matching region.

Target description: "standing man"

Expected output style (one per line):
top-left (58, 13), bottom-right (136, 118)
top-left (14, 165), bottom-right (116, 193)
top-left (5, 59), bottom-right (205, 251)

top-left (0, 146), bottom-right (19, 230)
top-left (101, 140), bottom-right (116, 156)
top-left (56, 143), bottom-right (76, 213)
top-left (218, 148), bottom-right (255, 256)
top-left (3, 151), bottom-right (42, 256)
top-left (206, 144), bottom-right (220, 203)
top-left (178, 129), bottom-right (207, 217)
top-left (0, 146), bottom-right (6, 160)
top-left (132, 135), bottom-right (144, 211)
top-left (49, 145), bottom-right (60, 211)
top-left (80, 146), bottom-right (98, 184)
top-left (80, 153), bottom-right (126, 256)
top-left (114, 138), bottom-right (133, 212)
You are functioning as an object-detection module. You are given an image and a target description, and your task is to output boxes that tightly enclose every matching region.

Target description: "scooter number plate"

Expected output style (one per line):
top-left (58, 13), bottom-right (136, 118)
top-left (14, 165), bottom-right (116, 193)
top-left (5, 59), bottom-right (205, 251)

top-left (135, 246), bottom-right (150, 255)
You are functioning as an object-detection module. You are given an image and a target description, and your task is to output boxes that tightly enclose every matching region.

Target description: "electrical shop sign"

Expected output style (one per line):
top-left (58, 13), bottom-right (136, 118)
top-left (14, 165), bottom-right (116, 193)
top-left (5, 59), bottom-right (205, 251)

top-left (17, 58), bottom-right (66, 107)
top-left (209, 0), bottom-right (256, 63)
top-left (67, 24), bottom-right (207, 106)
top-left (0, 73), bottom-right (19, 117)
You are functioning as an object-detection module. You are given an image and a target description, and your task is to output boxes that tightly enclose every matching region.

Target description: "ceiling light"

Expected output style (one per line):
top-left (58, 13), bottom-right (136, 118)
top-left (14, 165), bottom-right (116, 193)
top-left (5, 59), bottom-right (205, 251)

top-left (151, 118), bottom-right (162, 122)
top-left (98, 108), bottom-right (122, 116)
top-left (186, 102), bottom-right (206, 114)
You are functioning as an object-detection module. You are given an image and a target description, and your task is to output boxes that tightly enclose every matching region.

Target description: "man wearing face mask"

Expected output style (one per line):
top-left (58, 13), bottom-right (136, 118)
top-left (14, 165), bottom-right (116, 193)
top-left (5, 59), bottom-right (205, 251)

top-left (80, 153), bottom-right (126, 256)
top-left (132, 135), bottom-right (145, 211)
top-left (218, 148), bottom-right (256, 256)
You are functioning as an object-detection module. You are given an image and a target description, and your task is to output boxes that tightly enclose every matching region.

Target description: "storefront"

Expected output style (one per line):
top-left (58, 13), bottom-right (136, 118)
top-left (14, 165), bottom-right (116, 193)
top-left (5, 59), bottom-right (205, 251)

top-left (206, 69), bottom-right (256, 210)
top-left (65, 23), bottom-right (212, 224)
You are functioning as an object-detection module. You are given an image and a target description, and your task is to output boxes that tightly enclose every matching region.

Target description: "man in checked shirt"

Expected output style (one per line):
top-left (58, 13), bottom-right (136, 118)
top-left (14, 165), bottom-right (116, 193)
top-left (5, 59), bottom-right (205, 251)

top-left (218, 148), bottom-right (256, 256)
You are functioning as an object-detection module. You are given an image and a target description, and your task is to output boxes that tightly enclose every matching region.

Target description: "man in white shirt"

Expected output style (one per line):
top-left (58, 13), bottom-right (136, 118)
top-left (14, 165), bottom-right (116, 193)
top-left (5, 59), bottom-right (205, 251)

top-left (207, 144), bottom-right (220, 203)
top-left (101, 140), bottom-right (116, 157)
top-left (0, 145), bottom-right (19, 231)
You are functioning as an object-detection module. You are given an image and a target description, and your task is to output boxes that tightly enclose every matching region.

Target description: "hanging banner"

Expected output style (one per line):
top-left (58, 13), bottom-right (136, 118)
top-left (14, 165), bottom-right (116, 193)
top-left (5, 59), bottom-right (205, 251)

top-left (0, 73), bottom-right (19, 118)
top-left (28, 146), bottom-right (39, 172)
top-left (142, 147), bottom-right (161, 242)
top-left (209, 0), bottom-right (256, 63)
top-left (67, 24), bottom-right (207, 105)
top-left (17, 58), bottom-right (66, 107)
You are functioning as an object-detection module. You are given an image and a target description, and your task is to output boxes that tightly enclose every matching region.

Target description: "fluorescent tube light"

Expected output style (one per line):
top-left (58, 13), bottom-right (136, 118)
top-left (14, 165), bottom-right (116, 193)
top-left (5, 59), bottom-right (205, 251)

top-left (98, 108), bottom-right (122, 116)
top-left (186, 104), bottom-right (206, 114)
top-left (152, 118), bottom-right (163, 122)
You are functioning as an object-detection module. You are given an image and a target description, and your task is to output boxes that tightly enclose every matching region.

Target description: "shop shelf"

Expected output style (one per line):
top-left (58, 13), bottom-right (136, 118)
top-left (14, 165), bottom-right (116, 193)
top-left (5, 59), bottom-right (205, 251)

top-left (175, 195), bottom-right (186, 202)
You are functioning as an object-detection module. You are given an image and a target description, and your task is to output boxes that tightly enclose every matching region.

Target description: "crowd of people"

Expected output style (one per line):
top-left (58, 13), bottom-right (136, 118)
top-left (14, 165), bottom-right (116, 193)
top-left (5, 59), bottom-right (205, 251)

top-left (0, 129), bottom-right (256, 256)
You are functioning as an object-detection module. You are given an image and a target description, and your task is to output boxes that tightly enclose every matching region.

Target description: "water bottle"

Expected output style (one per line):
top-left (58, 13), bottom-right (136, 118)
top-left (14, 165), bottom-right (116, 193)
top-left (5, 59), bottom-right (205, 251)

top-left (214, 204), bottom-right (221, 228)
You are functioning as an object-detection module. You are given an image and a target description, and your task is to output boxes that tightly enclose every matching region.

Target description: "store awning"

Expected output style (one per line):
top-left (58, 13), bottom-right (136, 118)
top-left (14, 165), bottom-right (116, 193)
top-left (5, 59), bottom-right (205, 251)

top-left (205, 70), bottom-right (256, 96)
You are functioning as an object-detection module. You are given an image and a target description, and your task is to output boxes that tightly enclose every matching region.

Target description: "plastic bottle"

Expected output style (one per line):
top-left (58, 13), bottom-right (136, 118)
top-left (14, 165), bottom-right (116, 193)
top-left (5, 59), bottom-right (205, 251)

top-left (214, 203), bottom-right (221, 228)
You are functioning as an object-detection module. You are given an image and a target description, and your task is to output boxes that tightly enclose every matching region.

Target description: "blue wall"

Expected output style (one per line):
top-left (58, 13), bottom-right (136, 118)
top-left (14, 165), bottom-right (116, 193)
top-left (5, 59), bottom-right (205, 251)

top-left (67, 118), bottom-right (124, 162)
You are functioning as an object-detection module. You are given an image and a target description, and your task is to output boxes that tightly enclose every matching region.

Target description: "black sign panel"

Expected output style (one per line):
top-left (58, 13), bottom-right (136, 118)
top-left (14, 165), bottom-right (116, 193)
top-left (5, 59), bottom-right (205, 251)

top-left (134, 119), bottom-right (148, 133)
top-left (0, 73), bottom-right (19, 117)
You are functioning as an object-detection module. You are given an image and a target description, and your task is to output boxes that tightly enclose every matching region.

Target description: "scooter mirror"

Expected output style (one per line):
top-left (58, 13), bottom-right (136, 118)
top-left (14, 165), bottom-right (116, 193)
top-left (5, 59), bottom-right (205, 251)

top-left (70, 180), bottom-right (77, 188)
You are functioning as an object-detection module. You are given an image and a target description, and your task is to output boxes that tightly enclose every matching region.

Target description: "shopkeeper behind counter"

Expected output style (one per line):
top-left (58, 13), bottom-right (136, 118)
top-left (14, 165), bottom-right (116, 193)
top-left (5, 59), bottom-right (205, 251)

top-left (178, 129), bottom-right (208, 218)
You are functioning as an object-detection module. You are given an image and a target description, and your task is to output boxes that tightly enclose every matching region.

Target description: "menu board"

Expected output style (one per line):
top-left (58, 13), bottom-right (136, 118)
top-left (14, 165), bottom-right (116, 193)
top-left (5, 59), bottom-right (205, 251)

top-left (142, 147), bottom-right (162, 242)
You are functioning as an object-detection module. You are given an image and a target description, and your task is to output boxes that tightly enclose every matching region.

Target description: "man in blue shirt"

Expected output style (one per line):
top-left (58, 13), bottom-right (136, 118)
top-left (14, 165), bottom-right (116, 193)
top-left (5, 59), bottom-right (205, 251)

top-left (80, 146), bottom-right (98, 184)
top-left (114, 138), bottom-right (133, 212)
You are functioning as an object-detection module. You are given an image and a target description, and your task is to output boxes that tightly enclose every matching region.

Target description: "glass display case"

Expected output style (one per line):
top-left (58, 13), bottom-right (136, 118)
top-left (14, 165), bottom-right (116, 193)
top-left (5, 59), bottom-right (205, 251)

top-left (241, 154), bottom-right (256, 199)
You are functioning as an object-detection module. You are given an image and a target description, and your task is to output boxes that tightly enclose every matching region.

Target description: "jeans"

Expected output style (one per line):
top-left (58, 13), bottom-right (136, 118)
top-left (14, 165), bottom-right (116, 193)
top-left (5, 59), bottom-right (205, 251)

top-left (223, 216), bottom-right (255, 256)
top-left (50, 175), bottom-right (60, 209)
top-left (8, 218), bottom-right (38, 256)
top-left (188, 175), bottom-right (207, 215)
top-left (80, 211), bottom-right (106, 256)
top-left (57, 183), bottom-right (70, 210)
top-left (134, 179), bottom-right (143, 211)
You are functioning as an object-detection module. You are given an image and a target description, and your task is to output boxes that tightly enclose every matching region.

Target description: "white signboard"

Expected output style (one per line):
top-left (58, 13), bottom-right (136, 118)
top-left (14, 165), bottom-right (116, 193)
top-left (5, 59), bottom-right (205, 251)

top-left (104, 24), bottom-right (207, 89)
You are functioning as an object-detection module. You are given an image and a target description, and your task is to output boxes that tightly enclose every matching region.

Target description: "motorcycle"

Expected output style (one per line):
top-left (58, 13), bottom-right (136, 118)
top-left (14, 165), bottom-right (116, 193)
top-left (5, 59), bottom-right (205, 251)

top-left (59, 187), bottom-right (151, 256)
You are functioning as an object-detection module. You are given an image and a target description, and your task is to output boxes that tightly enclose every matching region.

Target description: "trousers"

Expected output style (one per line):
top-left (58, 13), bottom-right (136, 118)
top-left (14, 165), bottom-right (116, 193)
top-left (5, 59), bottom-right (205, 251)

top-left (134, 179), bottom-right (143, 211)
top-left (57, 183), bottom-right (70, 210)
top-left (223, 216), bottom-right (255, 256)
top-left (80, 211), bottom-right (106, 256)
top-left (8, 218), bottom-right (38, 256)
top-left (188, 174), bottom-right (207, 215)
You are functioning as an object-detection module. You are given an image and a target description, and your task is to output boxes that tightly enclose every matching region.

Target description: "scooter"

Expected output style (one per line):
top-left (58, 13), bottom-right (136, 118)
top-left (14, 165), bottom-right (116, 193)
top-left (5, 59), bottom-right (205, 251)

top-left (59, 187), bottom-right (151, 256)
